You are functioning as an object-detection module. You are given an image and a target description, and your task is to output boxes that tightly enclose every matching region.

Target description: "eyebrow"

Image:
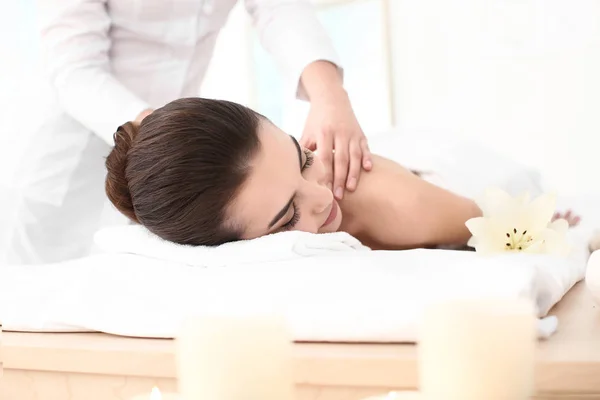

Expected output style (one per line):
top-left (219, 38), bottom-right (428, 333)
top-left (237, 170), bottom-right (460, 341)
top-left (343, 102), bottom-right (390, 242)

top-left (267, 136), bottom-right (303, 228)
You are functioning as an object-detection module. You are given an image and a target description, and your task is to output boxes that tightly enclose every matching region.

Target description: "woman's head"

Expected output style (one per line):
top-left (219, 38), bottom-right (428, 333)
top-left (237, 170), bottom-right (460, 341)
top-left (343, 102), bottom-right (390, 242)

top-left (105, 98), bottom-right (342, 246)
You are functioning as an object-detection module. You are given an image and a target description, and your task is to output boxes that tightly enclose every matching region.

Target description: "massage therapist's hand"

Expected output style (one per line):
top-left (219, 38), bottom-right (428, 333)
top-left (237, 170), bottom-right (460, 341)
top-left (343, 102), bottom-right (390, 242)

top-left (300, 88), bottom-right (373, 200)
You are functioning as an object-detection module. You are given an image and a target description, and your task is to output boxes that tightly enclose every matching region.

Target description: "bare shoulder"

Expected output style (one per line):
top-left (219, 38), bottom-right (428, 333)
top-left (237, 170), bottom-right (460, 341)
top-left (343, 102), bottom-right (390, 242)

top-left (340, 155), bottom-right (423, 208)
top-left (337, 155), bottom-right (425, 248)
top-left (338, 155), bottom-right (479, 250)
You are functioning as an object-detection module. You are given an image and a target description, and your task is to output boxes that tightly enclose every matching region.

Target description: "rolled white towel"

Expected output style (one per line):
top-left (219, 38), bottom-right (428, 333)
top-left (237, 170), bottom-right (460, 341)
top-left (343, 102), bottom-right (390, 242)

top-left (94, 225), bottom-right (370, 267)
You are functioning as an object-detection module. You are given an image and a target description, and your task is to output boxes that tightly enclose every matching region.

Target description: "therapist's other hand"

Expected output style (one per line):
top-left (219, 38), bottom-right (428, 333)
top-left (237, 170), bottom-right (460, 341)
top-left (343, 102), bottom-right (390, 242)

top-left (300, 89), bottom-right (372, 200)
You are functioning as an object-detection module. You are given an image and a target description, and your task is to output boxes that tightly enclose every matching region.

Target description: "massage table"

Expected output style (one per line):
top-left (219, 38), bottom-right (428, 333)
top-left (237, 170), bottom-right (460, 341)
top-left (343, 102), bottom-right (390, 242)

top-left (2, 282), bottom-right (599, 400)
top-left (2, 134), bottom-right (598, 399)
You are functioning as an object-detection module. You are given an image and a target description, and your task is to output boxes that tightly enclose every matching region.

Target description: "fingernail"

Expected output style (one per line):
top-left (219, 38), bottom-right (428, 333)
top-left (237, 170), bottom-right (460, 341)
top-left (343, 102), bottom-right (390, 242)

top-left (364, 160), bottom-right (372, 169)
top-left (347, 177), bottom-right (357, 190)
top-left (335, 187), bottom-right (343, 199)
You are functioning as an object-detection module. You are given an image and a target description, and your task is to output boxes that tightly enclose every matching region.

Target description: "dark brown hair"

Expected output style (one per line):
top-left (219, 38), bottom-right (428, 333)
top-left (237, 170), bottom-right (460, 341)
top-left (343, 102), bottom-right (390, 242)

top-left (105, 98), bottom-right (261, 246)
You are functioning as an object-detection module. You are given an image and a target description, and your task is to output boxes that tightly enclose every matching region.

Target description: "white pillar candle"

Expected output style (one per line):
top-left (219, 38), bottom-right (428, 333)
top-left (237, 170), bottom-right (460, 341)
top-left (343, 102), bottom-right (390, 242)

top-left (419, 298), bottom-right (536, 400)
top-left (586, 250), bottom-right (600, 305)
top-left (130, 387), bottom-right (179, 400)
top-left (176, 313), bottom-right (294, 400)
top-left (362, 391), bottom-right (421, 399)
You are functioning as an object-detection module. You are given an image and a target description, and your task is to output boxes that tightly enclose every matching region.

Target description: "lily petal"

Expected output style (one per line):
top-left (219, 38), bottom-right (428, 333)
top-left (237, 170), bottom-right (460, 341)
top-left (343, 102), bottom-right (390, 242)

top-left (479, 188), bottom-right (514, 217)
top-left (467, 236), bottom-right (478, 248)
top-left (480, 239), bottom-right (509, 254)
top-left (538, 227), bottom-right (571, 257)
top-left (465, 217), bottom-right (488, 236)
top-left (522, 239), bottom-right (545, 254)
top-left (515, 192), bottom-right (531, 207)
top-left (548, 218), bottom-right (569, 235)
top-left (525, 192), bottom-right (557, 233)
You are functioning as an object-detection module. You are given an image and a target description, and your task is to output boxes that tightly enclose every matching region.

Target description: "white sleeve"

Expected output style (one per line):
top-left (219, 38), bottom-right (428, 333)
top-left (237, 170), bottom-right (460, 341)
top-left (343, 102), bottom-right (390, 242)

top-left (38, 0), bottom-right (151, 145)
top-left (244, 0), bottom-right (343, 100)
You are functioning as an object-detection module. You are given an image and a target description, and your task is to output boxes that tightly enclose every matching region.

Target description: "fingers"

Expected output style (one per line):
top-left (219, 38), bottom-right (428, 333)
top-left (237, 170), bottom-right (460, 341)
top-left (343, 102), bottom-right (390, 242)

top-left (303, 125), bottom-right (371, 199)
top-left (317, 131), bottom-right (334, 190)
top-left (345, 139), bottom-right (362, 191)
top-left (553, 209), bottom-right (582, 227)
top-left (552, 212), bottom-right (560, 221)
top-left (299, 133), bottom-right (317, 151)
top-left (333, 138), bottom-right (350, 200)
top-left (564, 209), bottom-right (581, 227)
top-left (360, 138), bottom-right (373, 170)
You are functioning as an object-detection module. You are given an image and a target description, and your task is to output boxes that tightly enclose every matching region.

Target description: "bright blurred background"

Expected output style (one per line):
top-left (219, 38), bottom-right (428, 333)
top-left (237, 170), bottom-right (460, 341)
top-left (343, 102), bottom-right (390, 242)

top-left (1, 0), bottom-right (599, 197)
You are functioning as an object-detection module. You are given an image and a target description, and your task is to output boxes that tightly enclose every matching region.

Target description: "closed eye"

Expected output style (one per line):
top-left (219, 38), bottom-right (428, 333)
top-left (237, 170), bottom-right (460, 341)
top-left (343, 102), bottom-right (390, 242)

top-left (269, 139), bottom-right (314, 231)
top-left (281, 202), bottom-right (300, 230)
top-left (281, 150), bottom-right (314, 230)
top-left (302, 149), bottom-right (314, 171)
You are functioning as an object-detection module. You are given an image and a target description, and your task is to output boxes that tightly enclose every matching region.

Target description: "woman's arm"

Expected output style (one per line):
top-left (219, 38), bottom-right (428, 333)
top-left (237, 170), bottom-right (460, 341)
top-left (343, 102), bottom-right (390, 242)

top-left (39, 0), bottom-right (151, 144)
top-left (339, 156), bottom-right (481, 250)
top-left (244, 0), bottom-right (371, 198)
top-left (244, 0), bottom-right (341, 100)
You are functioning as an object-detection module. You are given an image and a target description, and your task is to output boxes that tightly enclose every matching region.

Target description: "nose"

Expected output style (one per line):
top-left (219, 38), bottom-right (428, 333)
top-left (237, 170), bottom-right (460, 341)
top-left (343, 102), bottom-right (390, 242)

top-left (305, 180), bottom-right (333, 215)
top-left (315, 157), bottom-right (329, 187)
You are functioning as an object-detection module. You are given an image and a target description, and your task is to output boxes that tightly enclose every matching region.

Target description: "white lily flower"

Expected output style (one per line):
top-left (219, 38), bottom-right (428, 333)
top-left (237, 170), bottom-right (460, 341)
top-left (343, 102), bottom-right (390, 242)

top-left (465, 188), bottom-right (570, 256)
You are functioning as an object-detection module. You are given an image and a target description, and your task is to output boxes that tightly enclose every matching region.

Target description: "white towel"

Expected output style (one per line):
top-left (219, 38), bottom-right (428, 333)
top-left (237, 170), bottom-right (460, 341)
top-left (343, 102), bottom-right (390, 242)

top-left (1, 133), bottom-right (595, 342)
top-left (94, 225), bottom-right (370, 267)
top-left (0, 227), bottom-right (590, 341)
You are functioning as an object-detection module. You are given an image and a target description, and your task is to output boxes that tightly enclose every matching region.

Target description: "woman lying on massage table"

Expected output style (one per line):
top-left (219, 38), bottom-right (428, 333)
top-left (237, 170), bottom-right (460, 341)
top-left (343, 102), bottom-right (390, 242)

top-left (105, 98), bottom-right (579, 250)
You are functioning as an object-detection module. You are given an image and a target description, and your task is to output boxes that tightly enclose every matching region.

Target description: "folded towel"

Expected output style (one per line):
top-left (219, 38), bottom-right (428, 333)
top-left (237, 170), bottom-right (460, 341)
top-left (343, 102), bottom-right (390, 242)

top-left (94, 225), bottom-right (370, 267)
top-left (0, 226), bottom-right (591, 341)
top-left (2, 133), bottom-right (594, 342)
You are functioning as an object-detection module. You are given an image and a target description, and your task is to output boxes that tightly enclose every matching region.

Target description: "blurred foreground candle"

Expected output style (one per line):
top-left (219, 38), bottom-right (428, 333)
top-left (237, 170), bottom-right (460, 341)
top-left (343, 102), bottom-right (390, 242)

top-left (419, 298), bottom-right (536, 400)
top-left (362, 391), bottom-right (421, 399)
top-left (176, 313), bottom-right (294, 400)
top-left (130, 386), bottom-right (179, 400)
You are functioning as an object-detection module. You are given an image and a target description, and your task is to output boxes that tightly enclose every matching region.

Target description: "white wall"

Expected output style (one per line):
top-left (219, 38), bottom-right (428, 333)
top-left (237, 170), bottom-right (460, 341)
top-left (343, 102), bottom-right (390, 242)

top-left (200, 2), bottom-right (254, 106)
top-left (276, 0), bottom-right (394, 137)
top-left (2, 0), bottom-right (599, 198)
top-left (389, 0), bottom-right (600, 196)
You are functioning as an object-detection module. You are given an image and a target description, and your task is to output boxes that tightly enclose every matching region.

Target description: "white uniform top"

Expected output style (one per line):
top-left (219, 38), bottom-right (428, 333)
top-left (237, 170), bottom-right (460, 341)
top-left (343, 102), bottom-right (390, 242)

top-left (38, 0), bottom-right (342, 144)
top-left (0, 0), bottom-right (341, 265)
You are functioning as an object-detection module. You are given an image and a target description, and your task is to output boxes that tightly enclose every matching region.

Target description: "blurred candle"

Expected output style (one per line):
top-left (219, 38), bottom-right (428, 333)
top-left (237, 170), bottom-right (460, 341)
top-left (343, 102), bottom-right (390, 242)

top-left (176, 313), bottom-right (294, 400)
top-left (362, 391), bottom-right (421, 399)
top-left (419, 298), bottom-right (536, 400)
top-left (150, 387), bottom-right (161, 400)
top-left (130, 386), bottom-right (179, 400)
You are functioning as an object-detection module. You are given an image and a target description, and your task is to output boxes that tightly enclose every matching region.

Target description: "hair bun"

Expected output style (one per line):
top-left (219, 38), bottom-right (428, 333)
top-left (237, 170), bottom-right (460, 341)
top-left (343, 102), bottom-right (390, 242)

top-left (105, 122), bottom-right (140, 223)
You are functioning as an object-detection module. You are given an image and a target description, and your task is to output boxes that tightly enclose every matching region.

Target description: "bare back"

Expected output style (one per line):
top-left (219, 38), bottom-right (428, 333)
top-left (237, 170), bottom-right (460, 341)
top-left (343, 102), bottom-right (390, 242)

top-left (338, 155), bottom-right (481, 250)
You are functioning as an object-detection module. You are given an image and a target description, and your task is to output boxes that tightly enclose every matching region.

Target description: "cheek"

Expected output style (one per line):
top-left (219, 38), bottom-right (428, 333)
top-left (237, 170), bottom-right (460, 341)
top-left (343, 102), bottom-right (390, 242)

top-left (231, 187), bottom-right (284, 239)
top-left (291, 198), bottom-right (324, 234)
top-left (293, 214), bottom-right (321, 234)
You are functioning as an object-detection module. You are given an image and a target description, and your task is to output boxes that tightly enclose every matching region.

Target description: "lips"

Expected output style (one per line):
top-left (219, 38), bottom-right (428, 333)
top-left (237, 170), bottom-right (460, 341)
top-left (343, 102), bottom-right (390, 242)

top-left (322, 200), bottom-right (338, 227)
